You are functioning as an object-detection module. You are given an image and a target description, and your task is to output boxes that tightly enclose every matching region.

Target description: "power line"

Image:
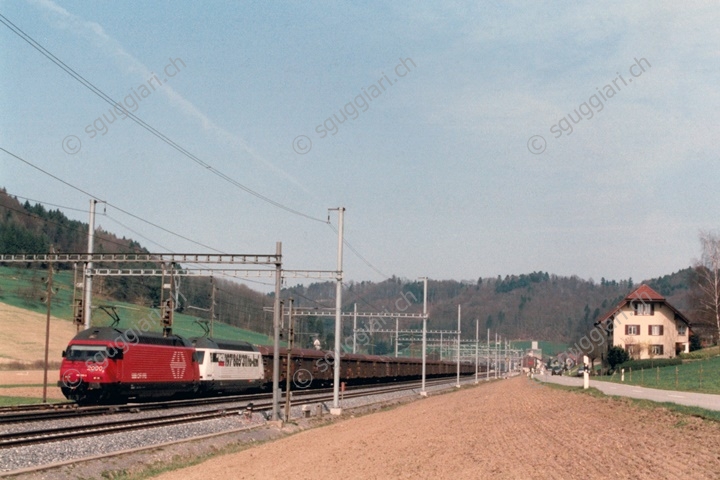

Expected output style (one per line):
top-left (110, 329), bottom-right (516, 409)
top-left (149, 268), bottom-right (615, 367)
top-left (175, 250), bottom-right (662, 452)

top-left (0, 201), bottom-right (134, 251)
top-left (2, 171), bottom-right (403, 317)
top-left (0, 147), bottom-right (224, 253)
top-left (0, 148), bottom-right (98, 200)
top-left (2, 192), bottom-right (91, 213)
top-left (327, 222), bottom-right (387, 278)
top-left (103, 213), bottom-right (173, 252)
top-left (0, 13), bottom-right (327, 224)
top-left (105, 205), bottom-right (225, 254)
top-left (1, 15), bottom-right (411, 305)
top-left (0, 14), bottom-right (394, 284)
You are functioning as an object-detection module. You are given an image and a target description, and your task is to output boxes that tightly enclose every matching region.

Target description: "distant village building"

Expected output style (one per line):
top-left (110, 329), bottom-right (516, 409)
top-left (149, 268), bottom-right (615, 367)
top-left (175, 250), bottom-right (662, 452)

top-left (522, 340), bottom-right (543, 372)
top-left (595, 284), bottom-right (691, 360)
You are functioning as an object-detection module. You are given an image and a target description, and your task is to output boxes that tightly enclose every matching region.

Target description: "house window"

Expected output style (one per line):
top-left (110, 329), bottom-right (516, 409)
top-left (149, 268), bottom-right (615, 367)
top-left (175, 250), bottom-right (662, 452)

top-left (633, 302), bottom-right (654, 316)
top-left (625, 344), bottom-right (639, 359)
top-left (625, 325), bottom-right (640, 335)
top-left (650, 344), bottom-right (664, 356)
top-left (677, 325), bottom-right (687, 336)
top-left (649, 325), bottom-right (664, 336)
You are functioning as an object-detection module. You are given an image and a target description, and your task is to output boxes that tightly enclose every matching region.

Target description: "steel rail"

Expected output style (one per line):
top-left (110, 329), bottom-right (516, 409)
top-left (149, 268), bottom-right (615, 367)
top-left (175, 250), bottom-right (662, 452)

top-left (0, 376), bottom-right (474, 449)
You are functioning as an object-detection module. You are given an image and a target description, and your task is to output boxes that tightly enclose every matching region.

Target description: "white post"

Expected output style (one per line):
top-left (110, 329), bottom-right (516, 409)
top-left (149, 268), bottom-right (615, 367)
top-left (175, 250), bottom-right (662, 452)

top-left (487, 328), bottom-right (490, 381)
top-left (271, 242), bottom-right (282, 421)
top-left (331, 207), bottom-right (344, 415)
top-left (456, 305), bottom-right (461, 388)
top-left (583, 354), bottom-right (590, 389)
top-left (395, 317), bottom-right (399, 357)
top-left (83, 199), bottom-right (97, 329)
top-left (420, 277), bottom-right (428, 397)
top-left (475, 319), bottom-right (479, 384)
top-left (495, 333), bottom-right (499, 379)
top-left (352, 303), bottom-right (357, 354)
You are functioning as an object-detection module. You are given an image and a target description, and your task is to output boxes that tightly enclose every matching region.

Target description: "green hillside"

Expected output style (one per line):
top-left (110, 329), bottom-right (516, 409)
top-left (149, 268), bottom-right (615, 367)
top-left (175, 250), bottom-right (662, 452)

top-left (0, 188), bottom-right (700, 351)
top-left (0, 266), bottom-right (273, 345)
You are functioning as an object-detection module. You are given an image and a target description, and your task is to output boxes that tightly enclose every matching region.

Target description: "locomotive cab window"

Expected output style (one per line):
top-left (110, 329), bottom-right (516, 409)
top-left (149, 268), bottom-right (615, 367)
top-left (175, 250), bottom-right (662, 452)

top-left (65, 345), bottom-right (108, 362)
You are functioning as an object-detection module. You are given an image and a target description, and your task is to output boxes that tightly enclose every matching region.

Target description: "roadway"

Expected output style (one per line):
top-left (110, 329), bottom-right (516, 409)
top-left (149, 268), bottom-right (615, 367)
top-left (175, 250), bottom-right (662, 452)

top-left (535, 372), bottom-right (720, 411)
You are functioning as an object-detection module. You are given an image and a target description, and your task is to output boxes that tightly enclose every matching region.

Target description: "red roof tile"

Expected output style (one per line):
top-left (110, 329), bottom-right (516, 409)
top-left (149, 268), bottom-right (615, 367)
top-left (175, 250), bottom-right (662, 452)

top-left (624, 284), bottom-right (665, 302)
top-left (595, 283), bottom-right (690, 327)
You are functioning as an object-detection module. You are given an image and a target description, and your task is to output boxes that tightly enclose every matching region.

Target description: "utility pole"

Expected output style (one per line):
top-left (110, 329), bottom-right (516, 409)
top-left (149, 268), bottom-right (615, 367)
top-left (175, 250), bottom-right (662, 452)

top-left (475, 318), bottom-right (479, 384)
top-left (209, 276), bottom-right (216, 338)
top-left (83, 199), bottom-right (97, 329)
top-left (395, 317), bottom-right (399, 357)
top-left (272, 242), bottom-right (282, 421)
top-left (487, 328), bottom-right (490, 381)
top-left (495, 332), bottom-right (499, 379)
top-left (352, 303), bottom-right (357, 354)
top-left (420, 277), bottom-right (428, 396)
top-left (42, 246), bottom-right (54, 403)
top-left (456, 305), bottom-right (461, 388)
top-left (285, 298), bottom-right (294, 422)
top-left (72, 263), bottom-right (83, 331)
top-left (440, 332), bottom-right (443, 361)
top-left (331, 207), bottom-right (344, 415)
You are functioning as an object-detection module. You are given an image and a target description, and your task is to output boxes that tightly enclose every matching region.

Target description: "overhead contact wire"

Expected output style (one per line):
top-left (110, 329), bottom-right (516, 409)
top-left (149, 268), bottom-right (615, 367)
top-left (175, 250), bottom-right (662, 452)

top-left (0, 13), bottom-right (326, 224)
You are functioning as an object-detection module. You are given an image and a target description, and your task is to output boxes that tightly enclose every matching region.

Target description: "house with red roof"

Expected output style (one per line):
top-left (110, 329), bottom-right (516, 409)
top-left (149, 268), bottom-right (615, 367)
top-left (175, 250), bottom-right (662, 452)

top-left (596, 284), bottom-right (691, 359)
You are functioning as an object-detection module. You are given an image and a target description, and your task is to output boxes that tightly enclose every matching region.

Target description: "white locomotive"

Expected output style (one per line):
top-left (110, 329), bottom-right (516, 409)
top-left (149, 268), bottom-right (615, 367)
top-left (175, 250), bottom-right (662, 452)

top-left (192, 337), bottom-right (265, 395)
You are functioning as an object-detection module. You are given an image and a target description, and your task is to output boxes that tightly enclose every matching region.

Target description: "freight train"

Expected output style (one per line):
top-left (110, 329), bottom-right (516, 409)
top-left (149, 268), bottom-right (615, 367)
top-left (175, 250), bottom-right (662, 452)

top-left (59, 327), bottom-right (476, 404)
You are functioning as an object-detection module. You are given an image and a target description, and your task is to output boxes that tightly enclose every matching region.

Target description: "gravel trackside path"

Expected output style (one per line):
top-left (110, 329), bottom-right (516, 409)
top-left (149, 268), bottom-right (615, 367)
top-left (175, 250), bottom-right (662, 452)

top-left (153, 377), bottom-right (720, 479)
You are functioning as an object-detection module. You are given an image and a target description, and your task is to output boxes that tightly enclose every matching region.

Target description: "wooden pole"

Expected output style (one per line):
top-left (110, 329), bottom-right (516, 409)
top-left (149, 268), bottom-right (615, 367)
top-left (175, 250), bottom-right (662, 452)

top-left (42, 246), bottom-right (54, 403)
top-left (285, 299), bottom-right (294, 422)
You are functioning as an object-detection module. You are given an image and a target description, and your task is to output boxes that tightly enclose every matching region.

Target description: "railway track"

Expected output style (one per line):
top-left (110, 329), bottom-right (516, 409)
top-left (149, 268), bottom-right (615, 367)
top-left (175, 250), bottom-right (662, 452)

top-left (0, 402), bottom-right (75, 413)
top-left (0, 376), bottom-right (472, 449)
top-left (0, 375), bottom-right (468, 425)
top-left (0, 392), bottom-right (260, 424)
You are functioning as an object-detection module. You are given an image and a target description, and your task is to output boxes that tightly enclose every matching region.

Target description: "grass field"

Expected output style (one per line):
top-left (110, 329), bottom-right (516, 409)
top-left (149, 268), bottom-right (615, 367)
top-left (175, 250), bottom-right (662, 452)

top-left (593, 353), bottom-right (720, 395)
top-left (0, 265), bottom-right (78, 320)
top-left (541, 381), bottom-right (720, 423)
top-left (0, 266), bottom-right (274, 346)
top-left (0, 396), bottom-right (58, 405)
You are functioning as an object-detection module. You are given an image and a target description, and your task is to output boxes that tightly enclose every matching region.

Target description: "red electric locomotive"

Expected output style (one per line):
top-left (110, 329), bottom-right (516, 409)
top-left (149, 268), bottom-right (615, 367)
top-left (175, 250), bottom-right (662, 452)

top-left (60, 328), bottom-right (479, 404)
top-left (59, 327), bottom-right (199, 403)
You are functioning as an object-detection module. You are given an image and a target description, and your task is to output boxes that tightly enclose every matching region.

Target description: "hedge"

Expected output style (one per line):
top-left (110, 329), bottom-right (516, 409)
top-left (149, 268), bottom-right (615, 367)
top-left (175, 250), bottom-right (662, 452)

top-left (619, 357), bottom-right (682, 370)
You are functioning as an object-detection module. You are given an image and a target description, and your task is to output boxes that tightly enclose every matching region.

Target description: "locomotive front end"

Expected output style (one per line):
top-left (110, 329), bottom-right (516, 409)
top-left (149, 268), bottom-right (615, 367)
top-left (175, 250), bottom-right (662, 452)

top-left (59, 343), bottom-right (120, 403)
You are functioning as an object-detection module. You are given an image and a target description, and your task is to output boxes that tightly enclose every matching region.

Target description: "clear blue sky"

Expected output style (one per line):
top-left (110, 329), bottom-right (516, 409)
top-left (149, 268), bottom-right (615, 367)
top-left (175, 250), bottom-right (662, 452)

top-left (1, 1), bottom-right (718, 288)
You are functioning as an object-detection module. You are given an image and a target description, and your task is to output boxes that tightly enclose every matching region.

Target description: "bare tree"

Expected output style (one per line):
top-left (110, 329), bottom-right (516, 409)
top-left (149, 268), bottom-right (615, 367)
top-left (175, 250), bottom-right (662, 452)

top-left (693, 231), bottom-right (720, 342)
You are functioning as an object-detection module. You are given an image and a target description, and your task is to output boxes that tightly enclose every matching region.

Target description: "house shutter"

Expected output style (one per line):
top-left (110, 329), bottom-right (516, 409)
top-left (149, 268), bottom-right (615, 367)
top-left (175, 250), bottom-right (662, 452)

top-left (650, 303), bottom-right (655, 315)
top-left (648, 325), bottom-right (653, 335)
top-left (659, 325), bottom-right (664, 336)
top-left (625, 325), bottom-right (629, 335)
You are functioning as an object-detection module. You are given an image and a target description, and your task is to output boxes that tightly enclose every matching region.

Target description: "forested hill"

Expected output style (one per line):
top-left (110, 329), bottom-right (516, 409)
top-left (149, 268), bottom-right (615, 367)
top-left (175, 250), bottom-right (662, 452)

top-left (0, 189), bottom-right (113, 254)
top-left (0, 189), bottom-right (270, 332)
top-left (284, 269), bottom-right (694, 345)
top-left (0, 189), bottom-right (694, 345)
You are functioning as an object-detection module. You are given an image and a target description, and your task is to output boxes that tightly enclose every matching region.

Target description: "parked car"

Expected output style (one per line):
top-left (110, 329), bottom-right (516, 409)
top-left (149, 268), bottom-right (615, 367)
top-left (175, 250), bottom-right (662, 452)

top-left (551, 366), bottom-right (563, 375)
top-left (576, 367), bottom-right (585, 377)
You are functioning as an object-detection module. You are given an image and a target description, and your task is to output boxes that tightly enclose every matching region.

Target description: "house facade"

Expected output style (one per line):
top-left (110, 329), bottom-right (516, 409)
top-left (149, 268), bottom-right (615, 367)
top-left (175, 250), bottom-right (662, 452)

top-left (596, 284), bottom-right (691, 360)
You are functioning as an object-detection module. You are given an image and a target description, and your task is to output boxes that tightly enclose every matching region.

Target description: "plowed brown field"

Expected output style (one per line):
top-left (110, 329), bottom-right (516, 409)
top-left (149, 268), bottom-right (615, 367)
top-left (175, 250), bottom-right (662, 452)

top-left (0, 303), bottom-right (76, 365)
top-left (0, 370), bottom-right (64, 400)
top-left (154, 376), bottom-right (720, 479)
